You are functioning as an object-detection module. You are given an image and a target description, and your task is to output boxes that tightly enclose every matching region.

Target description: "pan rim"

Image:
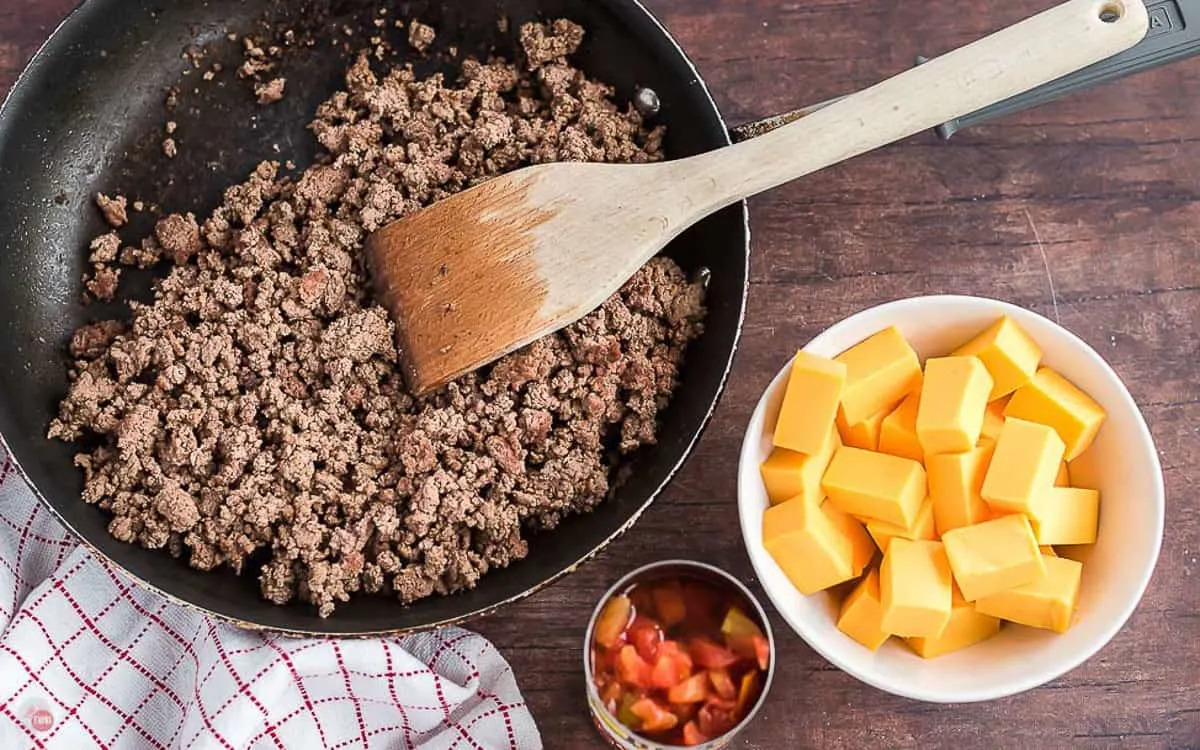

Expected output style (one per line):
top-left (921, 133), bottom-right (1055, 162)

top-left (0, 0), bottom-right (752, 637)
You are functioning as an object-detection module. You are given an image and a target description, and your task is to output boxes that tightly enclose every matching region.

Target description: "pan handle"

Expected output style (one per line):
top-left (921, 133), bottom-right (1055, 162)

top-left (730, 0), bottom-right (1200, 144)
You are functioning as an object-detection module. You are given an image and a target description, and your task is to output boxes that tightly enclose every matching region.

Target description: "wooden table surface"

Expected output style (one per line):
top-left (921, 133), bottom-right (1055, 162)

top-left (4, 0), bottom-right (1199, 747)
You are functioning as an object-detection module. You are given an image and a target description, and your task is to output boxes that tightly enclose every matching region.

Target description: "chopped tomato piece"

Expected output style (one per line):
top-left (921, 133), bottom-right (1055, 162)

top-left (616, 645), bottom-right (652, 689)
top-left (707, 668), bottom-right (737, 700)
top-left (727, 632), bottom-right (771, 671)
top-left (688, 637), bottom-right (738, 669)
top-left (697, 703), bottom-right (736, 738)
top-left (681, 720), bottom-right (709, 746)
top-left (652, 582), bottom-right (687, 627)
top-left (720, 606), bottom-right (764, 640)
top-left (650, 645), bottom-right (692, 689)
top-left (737, 671), bottom-right (763, 714)
top-left (630, 697), bottom-right (679, 734)
top-left (629, 616), bottom-right (663, 662)
top-left (670, 701), bottom-right (700, 724)
top-left (594, 595), bottom-right (633, 649)
top-left (667, 672), bottom-right (710, 704)
top-left (705, 695), bottom-right (738, 711)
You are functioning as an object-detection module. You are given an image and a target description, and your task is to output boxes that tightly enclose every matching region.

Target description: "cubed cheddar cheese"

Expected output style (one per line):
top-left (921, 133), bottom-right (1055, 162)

top-left (952, 316), bottom-right (1043, 401)
top-left (941, 514), bottom-right (1045, 601)
top-left (762, 497), bottom-right (859, 595)
top-left (916, 356), bottom-right (994, 456)
top-left (837, 408), bottom-right (888, 451)
top-left (1055, 460), bottom-right (1071, 488)
top-left (773, 352), bottom-right (847, 455)
top-left (825, 502), bottom-right (878, 575)
top-left (981, 417), bottom-right (1065, 515)
top-left (1029, 487), bottom-right (1100, 546)
top-left (822, 446), bottom-right (927, 529)
top-left (759, 425), bottom-right (841, 505)
top-left (834, 327), bottom-right (923, 427)
top-left (906, 584), bottom-right (1002, 659)
top-left (837, 568), bottom-right (890, 651)
top-left (866, 496), bottom-right (936, 554)
top-left (975, 555), bottom-right (1082, 634)
top-left (980, 398), bottom-right (1008, 444)
top-left (927, 442), bottom-right (995, 536)
top-left (879, 539), bottom-right (953, 638)
top-left (878, 392), bottom-right (924, 464)
top-left (1004, 367), bottom-right (1106, 461)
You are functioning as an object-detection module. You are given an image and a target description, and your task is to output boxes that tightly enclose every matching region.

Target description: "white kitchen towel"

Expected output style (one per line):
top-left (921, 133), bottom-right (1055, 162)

top-left (0, 450), bottom-right (543, 749)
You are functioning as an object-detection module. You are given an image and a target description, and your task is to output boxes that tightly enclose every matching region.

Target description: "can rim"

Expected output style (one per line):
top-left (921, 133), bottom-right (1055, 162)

top-left (581, 559), bottom-right (777, 748)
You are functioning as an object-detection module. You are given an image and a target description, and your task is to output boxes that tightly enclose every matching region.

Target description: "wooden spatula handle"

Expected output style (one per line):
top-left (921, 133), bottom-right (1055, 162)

top-left (673, 0), bottom-right (1149, 216)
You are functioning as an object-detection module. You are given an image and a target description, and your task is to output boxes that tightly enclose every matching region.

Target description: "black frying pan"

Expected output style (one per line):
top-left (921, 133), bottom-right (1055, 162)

top-left (0, 0), bottom-right (1194, 637)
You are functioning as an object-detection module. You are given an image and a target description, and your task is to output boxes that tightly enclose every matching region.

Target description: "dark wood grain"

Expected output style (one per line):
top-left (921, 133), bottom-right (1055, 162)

top-left (4, 0), bottom-right (1199, 747)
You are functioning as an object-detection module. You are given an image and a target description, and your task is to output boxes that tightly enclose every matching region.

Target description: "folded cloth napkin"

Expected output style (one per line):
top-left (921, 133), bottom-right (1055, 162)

top-left (0, 450), bottom-right (542, 749)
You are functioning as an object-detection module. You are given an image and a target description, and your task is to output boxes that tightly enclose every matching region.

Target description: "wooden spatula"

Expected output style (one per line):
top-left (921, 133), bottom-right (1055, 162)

top-left (366, 0), bottom-right (1148, 395)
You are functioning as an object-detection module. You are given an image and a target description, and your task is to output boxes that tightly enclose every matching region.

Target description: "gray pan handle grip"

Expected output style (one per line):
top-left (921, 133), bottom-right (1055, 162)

top-left (730, 0), bottom-right (1200, 144)
top-left (934, 0), bottom-right (1200, 138)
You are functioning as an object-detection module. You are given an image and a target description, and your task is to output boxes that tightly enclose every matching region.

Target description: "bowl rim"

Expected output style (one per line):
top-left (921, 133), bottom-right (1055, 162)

top-left (735, 294), bottom-right (1166, 703)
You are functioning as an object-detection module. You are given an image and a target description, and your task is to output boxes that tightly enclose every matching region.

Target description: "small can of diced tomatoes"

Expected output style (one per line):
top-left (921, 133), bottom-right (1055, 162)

top-left (583, 560), bottom-right (775, 749)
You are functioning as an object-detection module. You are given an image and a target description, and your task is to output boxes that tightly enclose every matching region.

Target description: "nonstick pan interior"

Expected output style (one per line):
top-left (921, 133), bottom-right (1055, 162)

top-left (0, 0), bottom-right (749, 634)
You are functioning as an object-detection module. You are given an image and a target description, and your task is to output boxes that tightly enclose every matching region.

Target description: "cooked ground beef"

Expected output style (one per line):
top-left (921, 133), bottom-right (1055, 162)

top-left (50, 19), bottom-right (704, 617)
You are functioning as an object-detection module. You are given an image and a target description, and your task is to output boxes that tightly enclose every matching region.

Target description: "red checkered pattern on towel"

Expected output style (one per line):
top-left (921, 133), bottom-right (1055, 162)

top-left (0, 450), bottom-right (542, 749)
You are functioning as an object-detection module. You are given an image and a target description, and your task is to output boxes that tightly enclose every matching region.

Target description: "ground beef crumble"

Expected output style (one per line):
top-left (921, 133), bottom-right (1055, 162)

top-left (52, 20), bottom-right (704, 617)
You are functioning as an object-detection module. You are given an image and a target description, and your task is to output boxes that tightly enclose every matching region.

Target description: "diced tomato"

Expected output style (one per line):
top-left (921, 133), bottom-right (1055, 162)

top-left (630, 697), bottom-right (678, 734)
top-left (594, 595), bottom-right (633, 649)
top-left (667, 671), bottom-right (710, 704)
top-left (727, 632), bottom-right (771, 671)
top-left (629, 616), bottom-right (663, 662)
top-left (616, 645), bottom-right (652, 689)
top-left (688, 637), bottom-right (738, 669)
top-left (670, 701), bottom-right (700, 725)
top-left (649, 647), bottom-right (691, 689)
top-left (707, 668), bottom-right (736, 700)
top-left (736, 671), bottom-right (763, 714)
top-left (705, 695), bottom-right (738, 711)
top-left (652, 582), bottom-right (687, 627)
top-left (720, 606), bottom-right (764, 640)
top-left (681, 720), bottom-right (710, 746)
top-left (697, 703), bottom-right (737, 739)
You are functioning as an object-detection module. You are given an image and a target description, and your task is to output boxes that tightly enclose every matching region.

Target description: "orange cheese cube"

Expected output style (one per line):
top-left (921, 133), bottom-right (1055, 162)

top-left (941, 514), bottom-right (1045, 601)
top-left (759, 425), bottom-right (841, 505)
top-left (834, 327), bottom-right (922, 428)
top-left (916, 356), bottom-right (994, 456)
top-left (879, 392), bottom-right (924, 464)
top-left (1040, 545), bottom-right (1058, 557)
top-left (1029, 487), bottom-right (1100, 546)
top-left (879, 539), bottom-right (953, 638)
top-left (975, 555), bottom-right (1082, 634)
top-left (1004, 367), bottom-right (1106, 461)
top-left (822, 446), bottom-right (927, 529)
top-left (980, 397), bottom-right (1008, 444)
top-left (866, 496), bottom-right (936, 554)
top-left (837, 567), bottom-right (890, 651)
top-left (907, 584), bottom-right (1001, 658)
top-left (825, 502), bottom-right (878, 575)
top-left (837, 408), bottom-right (887, 451)
top-left (927, 442), bottom-right (995, 535)
top-left (773, 352), bottom-right (847, 455)
top-left (762, 497), bottom-right (859, 595)
top-left (981, 417), bottom-right (1065, 515)
top-left (1054, 460), bottom-right (1071, 487)
top-left (952, 316), bottom-right (1043, 401)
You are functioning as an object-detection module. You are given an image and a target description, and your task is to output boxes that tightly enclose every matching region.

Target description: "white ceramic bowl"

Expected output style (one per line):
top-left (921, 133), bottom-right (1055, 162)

top-left (736, 295), bottom-right (1164, 703)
